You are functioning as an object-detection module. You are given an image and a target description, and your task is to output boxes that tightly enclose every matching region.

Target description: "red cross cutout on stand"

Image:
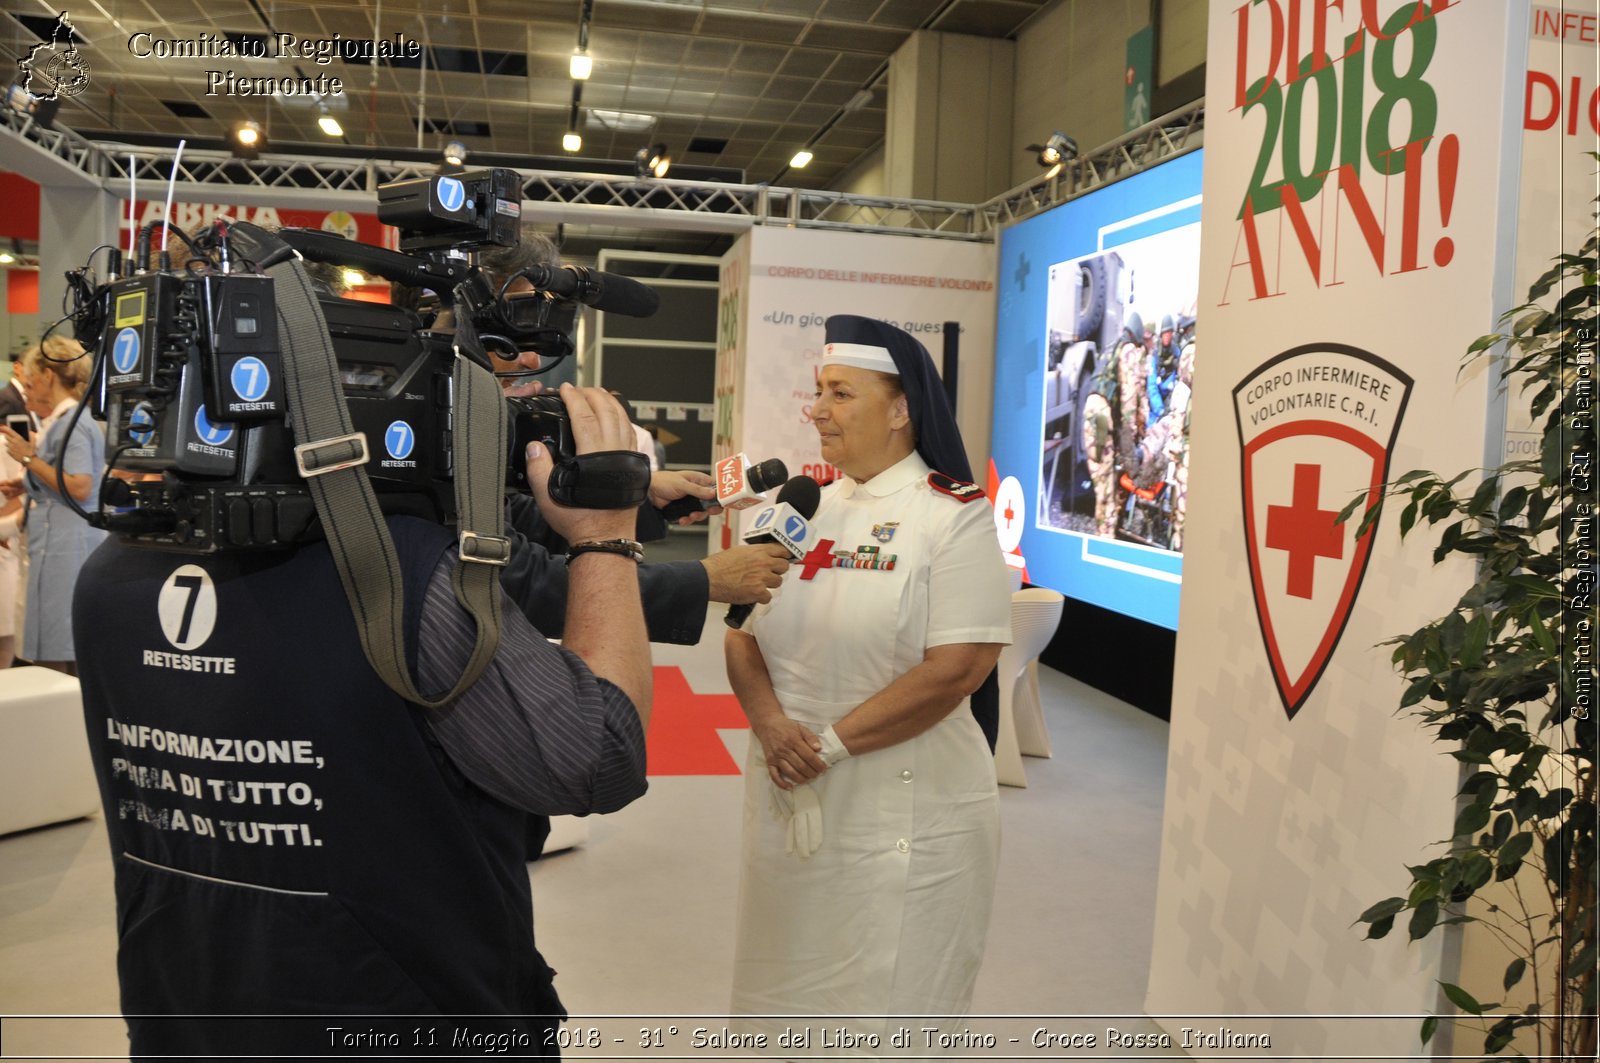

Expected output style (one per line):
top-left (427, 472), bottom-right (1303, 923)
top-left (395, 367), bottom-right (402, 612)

top-left (1265, 463), bottom-right (1344, 599)
top-left (799, 538), bottom-right (836, 580)
top-left (1002, 499), bottom-right (1016, 529)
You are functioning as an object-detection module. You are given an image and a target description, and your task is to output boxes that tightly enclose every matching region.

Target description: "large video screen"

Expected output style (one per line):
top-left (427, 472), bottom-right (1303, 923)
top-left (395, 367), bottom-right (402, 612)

top-left (989, 151), bottom-right (1203, 630)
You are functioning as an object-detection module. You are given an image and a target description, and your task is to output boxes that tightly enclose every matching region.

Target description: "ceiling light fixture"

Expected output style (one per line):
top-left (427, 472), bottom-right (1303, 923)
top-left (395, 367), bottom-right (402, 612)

top-left (317, 112), bottom-right (344, 137)
top-left (635, 143), bottom-right (670, 178)
top-left (570, 50), bottom-right (593, 80)
top-left (443, 140), bottom-right (468, 167)
top-left (1026, 131), bottom-right (1078, 168)
top-left (563, 131), bottom-right (582, 152)
top-left (229, 120), bottom-right (266, 159)
top-left (789, 149), bottom-right (813, 169)
top-left (842, 89), bottom-right (873, 113)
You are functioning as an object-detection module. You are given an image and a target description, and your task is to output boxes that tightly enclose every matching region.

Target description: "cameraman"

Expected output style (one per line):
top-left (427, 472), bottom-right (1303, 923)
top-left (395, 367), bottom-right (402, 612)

top-left (72, 383), bottom-right (651, 1056)
top-left (423, 232), bottom-right (791, 646)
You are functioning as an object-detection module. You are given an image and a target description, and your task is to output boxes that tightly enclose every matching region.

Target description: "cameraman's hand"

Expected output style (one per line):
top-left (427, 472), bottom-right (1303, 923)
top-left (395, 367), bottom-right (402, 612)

top-left (703, 544), bottom-right (791, 604)
top-left (524, 383), bottom-right (640, 544)
top-left (648, 469), bottom-right (719, 524)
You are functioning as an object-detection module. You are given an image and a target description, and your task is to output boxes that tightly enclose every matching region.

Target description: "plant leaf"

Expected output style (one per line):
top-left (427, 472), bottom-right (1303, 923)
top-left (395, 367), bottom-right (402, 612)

top-left (1359, 897), bottom-right (1408, 923)
top-left (1503, 957), bottom-right (1526, 991)
top-left (1408, 899), bottom-right (1439, 940)
top-left (1420, 1015), bottom-right (1437, 1045)
top-left (1441, 981), bottom-right (1485, 1015)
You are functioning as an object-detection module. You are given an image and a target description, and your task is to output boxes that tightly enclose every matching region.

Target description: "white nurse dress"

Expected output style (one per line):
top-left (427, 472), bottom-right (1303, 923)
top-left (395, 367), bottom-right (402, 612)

top-left (731, 450), bottom-right (1012, 1052)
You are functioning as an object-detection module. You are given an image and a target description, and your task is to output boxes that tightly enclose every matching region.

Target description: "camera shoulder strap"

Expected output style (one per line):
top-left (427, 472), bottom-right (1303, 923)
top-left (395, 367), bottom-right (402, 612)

top-left (265, 250), bottom-right (504, 709)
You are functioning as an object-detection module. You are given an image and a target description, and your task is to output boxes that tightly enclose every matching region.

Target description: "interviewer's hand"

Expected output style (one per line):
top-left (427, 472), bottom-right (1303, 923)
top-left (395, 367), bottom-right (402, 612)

top-left (648, 469), bottom-right (718, 524)
top-left (751, 712), bottom-right (827, 790)
top-left (524, 383), bottom-right (639, 545)
top-left (0, 477), bottom-right (23, 499)
top-left (703, 544), bottom-right (790, 604)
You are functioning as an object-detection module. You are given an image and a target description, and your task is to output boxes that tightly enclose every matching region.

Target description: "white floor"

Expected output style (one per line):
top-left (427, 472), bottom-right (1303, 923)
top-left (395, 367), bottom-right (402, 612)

top-left (0, 584), bottom-right (1172, 1060)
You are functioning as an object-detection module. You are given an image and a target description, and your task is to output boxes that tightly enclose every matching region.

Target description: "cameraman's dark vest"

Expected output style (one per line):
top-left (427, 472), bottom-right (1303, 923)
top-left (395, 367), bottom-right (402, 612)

top-left (73, 517), bottom-right (563, 1058)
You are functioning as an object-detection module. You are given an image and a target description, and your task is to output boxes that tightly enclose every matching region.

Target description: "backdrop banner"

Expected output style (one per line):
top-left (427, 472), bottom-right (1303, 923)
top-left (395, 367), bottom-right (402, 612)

top-left (1146, 1), bottom-right (1529, 1057)
top-left (713, 227), bottom-right (996, 547)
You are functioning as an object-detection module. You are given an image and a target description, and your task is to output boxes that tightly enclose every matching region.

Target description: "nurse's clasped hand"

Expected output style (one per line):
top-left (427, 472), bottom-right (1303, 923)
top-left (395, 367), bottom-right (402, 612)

top-left (750, 711), bottom-right (828, 790)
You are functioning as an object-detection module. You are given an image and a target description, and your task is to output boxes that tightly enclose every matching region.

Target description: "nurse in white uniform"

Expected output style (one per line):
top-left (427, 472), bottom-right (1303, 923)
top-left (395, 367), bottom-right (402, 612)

top-left (727, 315), bottom-right (1012, 1054)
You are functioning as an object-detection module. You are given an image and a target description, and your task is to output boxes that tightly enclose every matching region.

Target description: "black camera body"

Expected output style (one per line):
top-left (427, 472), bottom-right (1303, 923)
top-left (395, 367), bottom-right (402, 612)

top-left (79, 167), bottom-right (626, 553)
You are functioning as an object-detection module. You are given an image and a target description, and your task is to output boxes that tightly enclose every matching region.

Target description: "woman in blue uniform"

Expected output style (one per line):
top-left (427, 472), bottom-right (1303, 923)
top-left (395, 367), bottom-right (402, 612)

top-left (0, 338), bottom-right (105, 675)
top-left (727, 315), bottom-right (1012, 1049)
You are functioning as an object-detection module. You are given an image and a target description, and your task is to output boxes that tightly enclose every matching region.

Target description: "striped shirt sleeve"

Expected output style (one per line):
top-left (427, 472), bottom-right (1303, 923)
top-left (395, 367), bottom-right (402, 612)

top-left (415, 556), bottom-right (648, 816)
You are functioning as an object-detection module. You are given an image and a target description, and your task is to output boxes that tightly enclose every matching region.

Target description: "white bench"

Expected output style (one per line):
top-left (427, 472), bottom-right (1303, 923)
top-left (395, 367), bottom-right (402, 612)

top-left (0, 667), bottom-right (100, 836)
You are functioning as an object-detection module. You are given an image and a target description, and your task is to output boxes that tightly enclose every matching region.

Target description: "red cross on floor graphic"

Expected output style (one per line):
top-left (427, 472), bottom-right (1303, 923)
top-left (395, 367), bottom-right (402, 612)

top-left (1265, 463), bottom-right (1344, 600)
top-left (645, 666), bottom-right (748, 776)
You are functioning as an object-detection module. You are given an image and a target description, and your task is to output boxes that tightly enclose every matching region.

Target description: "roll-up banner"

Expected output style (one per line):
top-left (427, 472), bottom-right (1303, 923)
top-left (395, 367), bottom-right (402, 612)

top-left (1147, 2), bottom-right (1529, 1057)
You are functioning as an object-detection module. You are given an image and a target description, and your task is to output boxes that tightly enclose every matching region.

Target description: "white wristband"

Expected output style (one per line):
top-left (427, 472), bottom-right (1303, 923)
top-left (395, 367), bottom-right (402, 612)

top-left (817, 725), bottom-right (852, 767)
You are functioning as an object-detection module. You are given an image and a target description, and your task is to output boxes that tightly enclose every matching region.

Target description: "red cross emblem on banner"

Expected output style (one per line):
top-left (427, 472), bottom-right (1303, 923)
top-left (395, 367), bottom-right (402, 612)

top-left (1235, 345), bottom-right (1412, 719)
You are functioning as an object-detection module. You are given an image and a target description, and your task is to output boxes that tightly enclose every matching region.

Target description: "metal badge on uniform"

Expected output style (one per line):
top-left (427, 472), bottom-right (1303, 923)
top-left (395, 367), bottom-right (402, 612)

top-left (871, 521), bottom-right (899, 543)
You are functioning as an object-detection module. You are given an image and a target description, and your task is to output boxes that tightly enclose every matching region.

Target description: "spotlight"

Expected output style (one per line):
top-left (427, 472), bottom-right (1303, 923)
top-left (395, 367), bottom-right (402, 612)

top-left (443, 140), bottom-right (468, 167)
top-left (341, 269), bottom-right (366, 289)
top-left (317, 106), bottom-right (343, 138)
top-left (634, 143), bottom-right (670, 178)
top-left (789, 149), bottom-right (813, 169)
top-left (562, 131), bottom-right (582, 152)
top-left (229, 120), bottom-right (265, 159)
top-left (0, 251), bottom-right (14, 265)
top-left (1026, 131), bottom-right (1078, 168)
top-left (570, 50), bottom-right (593, 80)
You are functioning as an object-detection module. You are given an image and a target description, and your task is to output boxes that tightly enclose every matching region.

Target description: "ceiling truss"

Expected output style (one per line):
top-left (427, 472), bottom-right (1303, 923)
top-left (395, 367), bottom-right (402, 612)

top-left (3, 99), bottom-right (1205, 242)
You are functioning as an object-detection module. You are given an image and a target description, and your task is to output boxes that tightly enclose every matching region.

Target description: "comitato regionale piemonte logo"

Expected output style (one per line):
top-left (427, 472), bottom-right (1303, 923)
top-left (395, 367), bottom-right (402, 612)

top-left (19, 11), bottom-right (91, 101)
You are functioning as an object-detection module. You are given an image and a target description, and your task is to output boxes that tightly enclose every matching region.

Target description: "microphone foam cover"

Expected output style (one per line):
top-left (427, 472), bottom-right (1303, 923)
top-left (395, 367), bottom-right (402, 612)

top-left (774, 475), bottom-right (821, 520)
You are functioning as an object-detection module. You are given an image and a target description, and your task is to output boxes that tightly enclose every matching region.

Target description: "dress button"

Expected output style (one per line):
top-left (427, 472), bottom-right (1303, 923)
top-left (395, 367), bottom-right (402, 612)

top-left (896, 838), bottom-right (910, 853)
top-left (899, 770), bottom-right (913, 782)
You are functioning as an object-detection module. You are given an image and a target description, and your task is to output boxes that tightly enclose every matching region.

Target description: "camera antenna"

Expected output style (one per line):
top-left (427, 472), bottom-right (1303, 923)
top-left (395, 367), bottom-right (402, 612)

top-left (126, 153), bottom-right (136, 261)
top-left (160, 139), bottom-right (185, 255)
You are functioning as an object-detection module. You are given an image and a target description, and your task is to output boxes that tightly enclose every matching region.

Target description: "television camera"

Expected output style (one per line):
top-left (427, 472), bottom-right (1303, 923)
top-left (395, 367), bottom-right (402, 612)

top-left (64, 167), bottom-right (659, 554)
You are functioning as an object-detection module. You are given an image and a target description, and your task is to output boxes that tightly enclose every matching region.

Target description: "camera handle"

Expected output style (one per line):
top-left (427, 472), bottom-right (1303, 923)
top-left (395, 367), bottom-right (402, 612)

top-left (241, 222), bottom-right (509, 708)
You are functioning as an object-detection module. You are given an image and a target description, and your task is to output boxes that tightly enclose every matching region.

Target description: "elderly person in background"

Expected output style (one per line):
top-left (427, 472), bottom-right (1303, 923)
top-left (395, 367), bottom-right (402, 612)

top-left (726, 315), bottom-right (1011, 1049)
top-left (0, 338), bottom-right (106, 675)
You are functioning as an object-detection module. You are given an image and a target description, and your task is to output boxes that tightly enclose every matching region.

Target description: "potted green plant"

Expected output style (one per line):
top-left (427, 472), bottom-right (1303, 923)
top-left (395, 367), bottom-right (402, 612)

top-left (1350, 217), bottom-right (1597, 1061)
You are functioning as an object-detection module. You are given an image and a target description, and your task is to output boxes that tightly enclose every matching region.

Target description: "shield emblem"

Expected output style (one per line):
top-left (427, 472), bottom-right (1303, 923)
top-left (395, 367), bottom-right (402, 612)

top-left (1234, 344), bottom-right (1413, 719)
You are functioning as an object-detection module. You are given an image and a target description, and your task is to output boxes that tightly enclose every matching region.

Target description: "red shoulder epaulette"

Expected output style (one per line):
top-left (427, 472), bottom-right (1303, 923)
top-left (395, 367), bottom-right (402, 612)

top-left (927, 471), bottom-right (985, 503)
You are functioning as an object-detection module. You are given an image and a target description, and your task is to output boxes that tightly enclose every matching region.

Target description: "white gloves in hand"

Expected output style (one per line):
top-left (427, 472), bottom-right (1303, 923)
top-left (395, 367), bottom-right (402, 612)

top-left (767, 725), bottom-right (852, 860)
top-left (768, 782), bottom-right (821, 858)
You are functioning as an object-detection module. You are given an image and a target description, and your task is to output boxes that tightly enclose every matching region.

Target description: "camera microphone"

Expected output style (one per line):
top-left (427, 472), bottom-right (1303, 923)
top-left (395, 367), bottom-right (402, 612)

top-left (522, 265), bottom-right (661, 318)
top-left (724, 475), bottom-right (822, 630)
top-left (658, 455), bottom-right (788, 521)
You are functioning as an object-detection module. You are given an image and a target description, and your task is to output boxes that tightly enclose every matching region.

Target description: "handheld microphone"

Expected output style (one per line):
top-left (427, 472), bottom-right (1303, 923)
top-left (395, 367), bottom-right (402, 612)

top-left (725, 475), bottom-right (822, 630)
top-left (658, 455), bottom-right (788, 522)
